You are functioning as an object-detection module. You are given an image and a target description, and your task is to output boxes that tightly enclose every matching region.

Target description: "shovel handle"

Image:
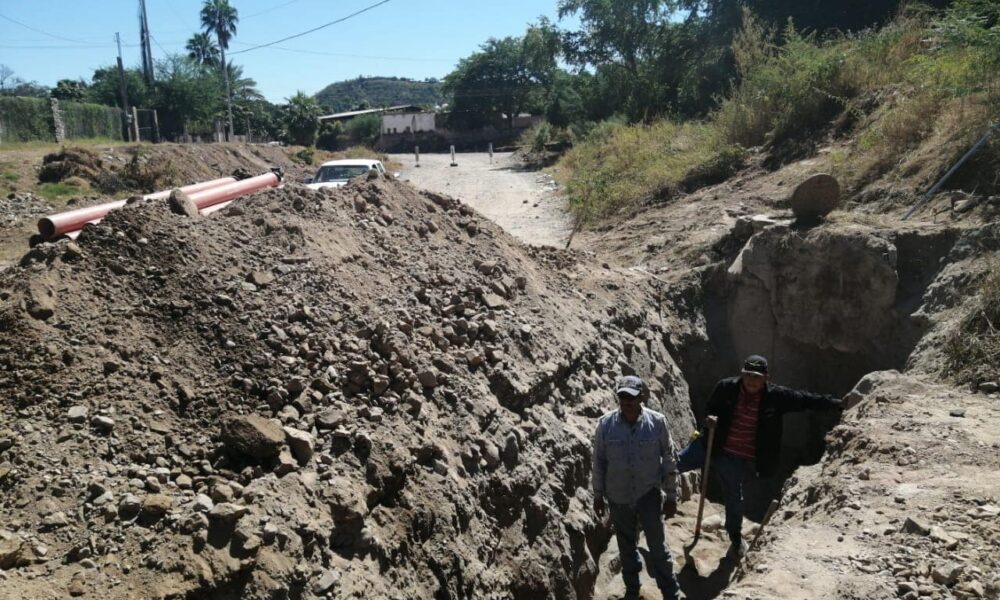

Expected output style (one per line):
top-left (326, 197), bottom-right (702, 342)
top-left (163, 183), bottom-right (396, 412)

top-left (693, 421), bottom-right (717, 540)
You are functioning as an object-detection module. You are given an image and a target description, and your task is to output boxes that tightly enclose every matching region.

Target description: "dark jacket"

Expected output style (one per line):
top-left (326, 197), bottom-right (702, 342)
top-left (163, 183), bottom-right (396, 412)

top-left (702, 377), bottom-right (841, 477)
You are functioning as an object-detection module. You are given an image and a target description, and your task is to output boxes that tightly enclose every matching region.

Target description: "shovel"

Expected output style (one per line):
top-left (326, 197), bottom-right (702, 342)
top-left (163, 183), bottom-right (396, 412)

top-left (692, 416), bottom-right (718, 542)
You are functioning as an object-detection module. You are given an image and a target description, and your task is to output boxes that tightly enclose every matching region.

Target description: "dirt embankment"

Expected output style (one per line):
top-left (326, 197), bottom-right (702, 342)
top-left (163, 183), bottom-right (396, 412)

top-left (0, 173), bottom-right (697, 599)
top-left (573, 143), bottom-right (1000, 599)
top-left (0, 143), bottom-right (317, 268)
top-left (0, 137), bottom-right (997, 600)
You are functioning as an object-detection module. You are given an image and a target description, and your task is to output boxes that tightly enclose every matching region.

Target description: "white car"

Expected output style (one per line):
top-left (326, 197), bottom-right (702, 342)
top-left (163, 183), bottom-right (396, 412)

top-left (305, 159), bottom-right (386, 190)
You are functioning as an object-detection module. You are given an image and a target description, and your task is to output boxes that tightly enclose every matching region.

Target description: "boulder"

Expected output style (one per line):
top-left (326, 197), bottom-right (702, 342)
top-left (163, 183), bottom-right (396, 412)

top-left (221, 415), bottom-right (285, 459)
top-left (140, 494), bottom-right (173, 521)
top-left (790, 173), bottom-right (840, 220)
top-left (283, 426), bottom-right (315, 464)
top-left (902, 516), bottom-right (931, 536)
top-left (209, 503), bottom-right (249, 524)
top-left (0, 538), bottom-right (33, 570)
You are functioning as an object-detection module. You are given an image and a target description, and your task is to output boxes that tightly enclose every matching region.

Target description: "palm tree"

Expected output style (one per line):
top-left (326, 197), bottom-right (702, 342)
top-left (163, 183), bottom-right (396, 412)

top-left (186, 32), bottom-right (220, 68)
top-left (226, 63), bottom-right (264, 102)
top-left (200, 0), bottom-right (238, 140)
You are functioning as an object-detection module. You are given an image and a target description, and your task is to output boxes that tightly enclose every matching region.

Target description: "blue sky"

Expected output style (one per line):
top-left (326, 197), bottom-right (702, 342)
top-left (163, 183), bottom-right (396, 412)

top-left (0, 0), bottom-right (578, 102)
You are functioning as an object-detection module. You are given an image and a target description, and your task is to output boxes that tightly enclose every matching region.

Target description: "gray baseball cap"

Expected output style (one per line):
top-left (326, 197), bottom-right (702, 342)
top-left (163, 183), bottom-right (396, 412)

top-left (616, 375), bottom-right (645, 397)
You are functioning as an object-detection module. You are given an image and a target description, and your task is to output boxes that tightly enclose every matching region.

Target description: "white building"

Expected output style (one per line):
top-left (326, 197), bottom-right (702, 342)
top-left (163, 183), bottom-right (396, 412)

top-left (381, 112), bottom-right (436, 135)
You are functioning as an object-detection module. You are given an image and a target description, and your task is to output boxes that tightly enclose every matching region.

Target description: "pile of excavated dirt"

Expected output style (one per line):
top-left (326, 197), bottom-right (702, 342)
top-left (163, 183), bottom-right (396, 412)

top-left (37, 148), bottom-right (107, 184)
top-left (0, 143), bottom-right (321, 269)
top-left (0, 174), bottom-right (701, 599)
top-left (34, 144), bottom-right (309, 190)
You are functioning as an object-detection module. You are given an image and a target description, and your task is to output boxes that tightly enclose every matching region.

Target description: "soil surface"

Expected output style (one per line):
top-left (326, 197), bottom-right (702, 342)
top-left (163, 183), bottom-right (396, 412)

top-left (0, 141), bottom-right (997, 600)
top-left (390, 152), bottom-right (573, 248)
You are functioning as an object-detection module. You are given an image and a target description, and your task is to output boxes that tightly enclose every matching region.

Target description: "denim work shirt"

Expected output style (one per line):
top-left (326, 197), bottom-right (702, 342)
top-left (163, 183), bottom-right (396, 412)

top-left (592, 407), bottom-right (679, 505)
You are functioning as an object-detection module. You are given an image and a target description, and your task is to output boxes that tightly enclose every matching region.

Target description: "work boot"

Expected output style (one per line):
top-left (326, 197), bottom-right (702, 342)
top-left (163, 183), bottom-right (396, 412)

top-left (727, 537), bottom-right (748, 558)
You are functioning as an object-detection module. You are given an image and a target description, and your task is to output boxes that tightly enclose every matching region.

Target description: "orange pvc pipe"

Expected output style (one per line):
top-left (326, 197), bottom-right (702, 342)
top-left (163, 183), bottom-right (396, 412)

top-left (186, 173), bottom-right (280, 211)
top-left (37, 177), bottom-right (237, 239)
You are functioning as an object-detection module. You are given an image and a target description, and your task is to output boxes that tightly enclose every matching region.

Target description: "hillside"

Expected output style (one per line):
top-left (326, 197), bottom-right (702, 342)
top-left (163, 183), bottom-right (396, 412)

top-left (313, 77), bottom-right (444, 113)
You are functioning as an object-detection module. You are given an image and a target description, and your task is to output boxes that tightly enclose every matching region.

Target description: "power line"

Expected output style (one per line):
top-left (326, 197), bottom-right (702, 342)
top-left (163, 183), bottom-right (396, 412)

top-left (0, 12), bottom-right (98, 45)
top-left (0, 43), bottom-right (110, 49)
top-left (149, 34), bottom-right (170, 57)
top-left (242, 0), bottom-right (303, 19)
top-left (229, 41), bottom-right (450, 62)
top-left (230, 0), bottom-right (392, 55)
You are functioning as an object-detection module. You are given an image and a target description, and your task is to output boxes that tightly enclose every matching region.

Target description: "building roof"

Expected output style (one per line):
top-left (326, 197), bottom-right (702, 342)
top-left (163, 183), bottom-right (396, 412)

top-left (318, 105), bottom-right (424, 121)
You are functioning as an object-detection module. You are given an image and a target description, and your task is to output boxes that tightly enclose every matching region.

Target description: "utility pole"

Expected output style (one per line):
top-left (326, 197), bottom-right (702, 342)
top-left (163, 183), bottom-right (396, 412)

top-left (139, 0), bottom-right (155, 85)
top-left (115, 33), bottom-right (134, 142)
top-left (221, 55), bottom-right (234, 141)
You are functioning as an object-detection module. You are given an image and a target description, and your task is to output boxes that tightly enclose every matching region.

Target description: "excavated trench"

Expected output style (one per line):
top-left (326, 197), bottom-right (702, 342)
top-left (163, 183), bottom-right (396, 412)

top-left (664, 218), bottom-right (960, 524)
top-left (2, 167), bottom-right (985, 600)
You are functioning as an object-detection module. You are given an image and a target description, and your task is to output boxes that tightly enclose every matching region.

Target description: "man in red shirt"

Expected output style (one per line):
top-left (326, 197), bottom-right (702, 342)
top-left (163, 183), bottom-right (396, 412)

top-left (677, 355), bottom-right (844, 557)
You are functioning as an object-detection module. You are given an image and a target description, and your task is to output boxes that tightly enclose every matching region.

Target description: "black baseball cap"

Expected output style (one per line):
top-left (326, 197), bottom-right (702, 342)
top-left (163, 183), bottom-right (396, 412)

top-left (742, 355), bottom-right (768, 376)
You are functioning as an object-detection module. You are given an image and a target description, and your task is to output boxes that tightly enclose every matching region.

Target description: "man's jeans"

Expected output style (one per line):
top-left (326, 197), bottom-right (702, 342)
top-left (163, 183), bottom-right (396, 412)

top-left (608, 487), bottom-right (680, 599)
top-left (677, 439), bottom-right (755, 542)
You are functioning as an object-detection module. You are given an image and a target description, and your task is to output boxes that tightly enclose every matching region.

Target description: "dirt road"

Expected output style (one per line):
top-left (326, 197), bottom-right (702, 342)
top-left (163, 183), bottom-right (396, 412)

top-left (390, 151), bottom-right (573, 248)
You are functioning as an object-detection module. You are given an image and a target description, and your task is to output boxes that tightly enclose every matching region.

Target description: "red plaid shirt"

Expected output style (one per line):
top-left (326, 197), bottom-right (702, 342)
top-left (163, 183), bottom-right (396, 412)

top-left (722, 386), bottom-right (760, 460)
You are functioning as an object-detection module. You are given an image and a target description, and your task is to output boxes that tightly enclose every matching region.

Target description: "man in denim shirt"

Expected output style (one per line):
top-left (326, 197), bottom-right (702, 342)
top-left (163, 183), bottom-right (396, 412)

top-left (593, 375), bottom-right (681, 600)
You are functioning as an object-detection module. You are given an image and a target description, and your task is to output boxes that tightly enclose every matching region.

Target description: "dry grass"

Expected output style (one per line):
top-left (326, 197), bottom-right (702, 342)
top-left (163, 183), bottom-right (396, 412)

top-left (555, 120), bottom-right (726, 222)
top-left (944, 260), bottom-right (1000, 386)
top-left (551, 6), bottom-right (1000, 225)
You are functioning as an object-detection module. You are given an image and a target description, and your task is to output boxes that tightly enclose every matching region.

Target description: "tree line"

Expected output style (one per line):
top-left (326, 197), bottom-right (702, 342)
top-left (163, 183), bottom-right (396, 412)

top-left (0, 0), bottom-right (313, 142)
top-left (442, 0), bottom-right (955, 130)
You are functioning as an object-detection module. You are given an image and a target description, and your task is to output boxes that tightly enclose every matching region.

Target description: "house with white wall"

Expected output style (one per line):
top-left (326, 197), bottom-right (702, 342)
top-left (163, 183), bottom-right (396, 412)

top-left (381, 112), bottom-right (436, 135)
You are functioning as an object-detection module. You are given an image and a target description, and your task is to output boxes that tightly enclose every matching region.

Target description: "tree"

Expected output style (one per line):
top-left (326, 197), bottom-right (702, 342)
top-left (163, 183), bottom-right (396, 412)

top-left (186, 32), bottom-right (220, 68)
top-left (88, 66), bottom-right (152, 108)
top-left (224, 63), bottom-right (266, 136)
top-left (0, 64), bottom-right (15, 93)
top-left (559, 0), bottom-right (677, 75)
top-left (345, 113), bottom-right (381, 146)
top-left (154, 55), bottom-right (221, 134)
top-left (443, 36), bottom-right (552, 129)
top-left (558, 0), bottom-right (687, 121)
top-left (282, 91), bottom-right (322, 146)
top-left (316, 120), bottom-right (343, 151)
top-left (51, 79), bottom-right (88, 101)
top-left (544, 71), bottom-right (585, 127)
top-left (8, 80), bottom-right (49, 98)
top-left (200, 0), bottom-right (238, 139)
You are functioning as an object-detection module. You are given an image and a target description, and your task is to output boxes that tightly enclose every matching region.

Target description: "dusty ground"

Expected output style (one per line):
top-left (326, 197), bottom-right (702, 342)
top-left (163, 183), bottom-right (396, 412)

top-left (728, 370), bottom-right (1000, 600)
top-left (0, 139), bottom-right (997, 600)
top-left (390, 152), bottom-right (573, 248)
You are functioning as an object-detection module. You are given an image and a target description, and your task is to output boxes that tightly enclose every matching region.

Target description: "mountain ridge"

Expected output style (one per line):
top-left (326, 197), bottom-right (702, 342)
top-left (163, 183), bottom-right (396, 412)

top-left (314, 76), bottom-right (444, 113)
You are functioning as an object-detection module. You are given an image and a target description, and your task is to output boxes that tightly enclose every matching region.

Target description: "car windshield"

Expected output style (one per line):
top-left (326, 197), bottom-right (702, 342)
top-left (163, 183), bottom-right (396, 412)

top-left (314, 165), bottom-right (370, 183)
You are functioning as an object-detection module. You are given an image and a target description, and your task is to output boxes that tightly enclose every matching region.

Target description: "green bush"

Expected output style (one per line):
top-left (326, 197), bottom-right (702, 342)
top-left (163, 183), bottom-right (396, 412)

top-left (0, 97), bottom-right (54, 143)
top-left (293, 147), bottom-right (315, 165)
top-left (518, 122), bottom-right (552, 151)
top-left (345, 114), bottom-right (381, 146)
top-left (713, 21), bottom-right (856, 150)
top-left (61, 101), bottom-right (122, 140)
top-left (282, 92), bottom-right (322, 146)
top-left (316, 121), bottom-right (343, 151)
